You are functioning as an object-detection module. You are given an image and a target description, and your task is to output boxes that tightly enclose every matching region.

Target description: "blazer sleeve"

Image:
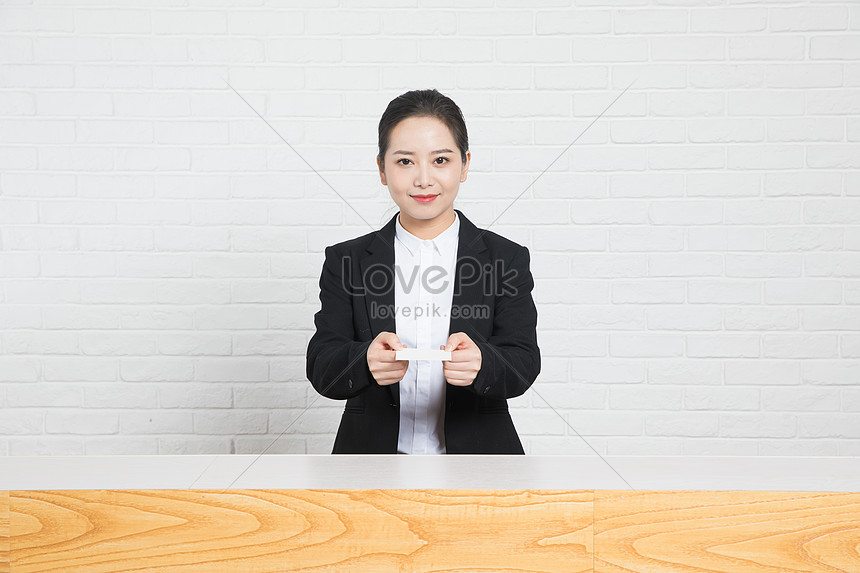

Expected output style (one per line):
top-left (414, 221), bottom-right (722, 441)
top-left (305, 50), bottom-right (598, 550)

top-left (467, 244), bottom-right (541, 401)
top-left (306, 245), bottom-right (378, 400)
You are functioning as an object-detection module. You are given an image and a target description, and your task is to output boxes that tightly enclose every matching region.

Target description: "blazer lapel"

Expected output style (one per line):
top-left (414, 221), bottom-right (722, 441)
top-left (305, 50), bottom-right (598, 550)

top-left (362, 208), bottom-right (490, 408)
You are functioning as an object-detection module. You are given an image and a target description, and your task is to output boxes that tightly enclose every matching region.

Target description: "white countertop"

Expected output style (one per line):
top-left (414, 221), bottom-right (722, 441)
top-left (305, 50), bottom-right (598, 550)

top-left (2, 455), bottom-right (858, 492)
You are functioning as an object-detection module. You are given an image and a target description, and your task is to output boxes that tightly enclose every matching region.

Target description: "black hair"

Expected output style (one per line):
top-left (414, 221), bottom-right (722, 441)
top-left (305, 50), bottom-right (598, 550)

top-left (377, 88), bottom-right (469, 172)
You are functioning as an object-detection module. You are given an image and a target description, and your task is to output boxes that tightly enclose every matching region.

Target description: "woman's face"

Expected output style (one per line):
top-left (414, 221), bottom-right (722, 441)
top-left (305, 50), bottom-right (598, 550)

top-left (378, 115), bottom-right (470, 230)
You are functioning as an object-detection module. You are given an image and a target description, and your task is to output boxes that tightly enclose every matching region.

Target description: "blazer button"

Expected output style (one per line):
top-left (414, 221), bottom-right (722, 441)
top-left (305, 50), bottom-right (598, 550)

top-left (483, 386), bottom-right (490, 394)
top-left (348, 379), bottom-right (353, 389)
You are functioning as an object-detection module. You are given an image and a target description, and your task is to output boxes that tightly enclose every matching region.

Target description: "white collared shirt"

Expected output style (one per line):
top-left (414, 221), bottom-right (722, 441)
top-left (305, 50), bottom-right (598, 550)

top-left (393, 210), bottom-right (460, 454)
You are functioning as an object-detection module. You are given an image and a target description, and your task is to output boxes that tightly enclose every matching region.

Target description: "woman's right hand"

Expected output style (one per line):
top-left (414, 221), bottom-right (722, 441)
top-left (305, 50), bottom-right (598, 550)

top-left (367, 331), bottom-right (408, 386)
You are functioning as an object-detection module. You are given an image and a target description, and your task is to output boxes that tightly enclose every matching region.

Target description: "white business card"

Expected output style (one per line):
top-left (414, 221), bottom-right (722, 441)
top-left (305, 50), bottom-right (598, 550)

top-left (395, 348), bottom-right (452, 361)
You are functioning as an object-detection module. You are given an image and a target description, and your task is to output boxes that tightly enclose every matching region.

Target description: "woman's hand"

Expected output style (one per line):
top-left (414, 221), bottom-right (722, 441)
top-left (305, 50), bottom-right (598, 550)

top-left (441, 332), bottom-right (482, 387)
top-left (367, 331), bottom-right (408, 386)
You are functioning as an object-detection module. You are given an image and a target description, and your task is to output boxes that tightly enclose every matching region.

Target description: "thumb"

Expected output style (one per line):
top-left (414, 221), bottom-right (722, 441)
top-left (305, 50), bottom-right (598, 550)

top-left (384, 331), bottom-right (405, 349)
top-left (444, 332), bottom-right (464, 351)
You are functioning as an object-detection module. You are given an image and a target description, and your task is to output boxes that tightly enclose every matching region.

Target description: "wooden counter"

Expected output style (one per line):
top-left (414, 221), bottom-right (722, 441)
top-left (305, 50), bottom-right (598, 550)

top-left (2, 455), bottom-right (859, 572)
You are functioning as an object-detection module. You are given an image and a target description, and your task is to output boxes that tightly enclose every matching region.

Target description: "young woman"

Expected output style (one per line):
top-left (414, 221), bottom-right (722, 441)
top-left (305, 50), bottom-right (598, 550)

top-left (306, 88), bottom-right (540, 454)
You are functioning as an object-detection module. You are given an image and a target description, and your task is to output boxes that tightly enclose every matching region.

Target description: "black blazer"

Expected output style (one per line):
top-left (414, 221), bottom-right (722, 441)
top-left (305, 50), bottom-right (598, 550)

top-left (306, 208), bottom-right (540, 454)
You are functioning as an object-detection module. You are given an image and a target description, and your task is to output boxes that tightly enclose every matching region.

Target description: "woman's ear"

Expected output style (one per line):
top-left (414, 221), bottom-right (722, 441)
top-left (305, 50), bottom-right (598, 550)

top-left (377, 155), bottom-right (388, 185)
top-left (460, 150), bottom-right (470, 182)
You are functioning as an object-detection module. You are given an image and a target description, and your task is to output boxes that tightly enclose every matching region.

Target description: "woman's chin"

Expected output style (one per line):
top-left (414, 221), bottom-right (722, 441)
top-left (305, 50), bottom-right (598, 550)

top-left (402, 205), bottom-right (450, 221)
top-left (399, 196), bottom-right (456, 216)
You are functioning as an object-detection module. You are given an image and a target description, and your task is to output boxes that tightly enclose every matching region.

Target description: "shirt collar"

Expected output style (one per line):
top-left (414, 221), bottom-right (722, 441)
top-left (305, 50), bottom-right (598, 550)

top-left (395, 210), bottom-right (460, 257)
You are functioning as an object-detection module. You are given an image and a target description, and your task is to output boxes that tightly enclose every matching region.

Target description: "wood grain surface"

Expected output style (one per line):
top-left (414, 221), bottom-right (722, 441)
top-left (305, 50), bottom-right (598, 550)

top-left (7, 489), bottom-right (593, 572)
top-left (1, 490), bottom-right (9, 573)
top-left (593, 490), bottom-right (860, 573)
top-left (3, 488), bottom-right (859, 572)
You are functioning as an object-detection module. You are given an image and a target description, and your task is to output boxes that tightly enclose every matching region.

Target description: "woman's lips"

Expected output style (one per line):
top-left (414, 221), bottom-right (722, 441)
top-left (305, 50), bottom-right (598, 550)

top-left (411, 194), bottom-right (438, 203)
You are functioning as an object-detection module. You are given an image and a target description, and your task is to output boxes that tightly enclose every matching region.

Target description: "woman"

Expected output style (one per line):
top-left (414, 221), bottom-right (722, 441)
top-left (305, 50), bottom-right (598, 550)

top-left (306, 88), bottom-right (540, 454)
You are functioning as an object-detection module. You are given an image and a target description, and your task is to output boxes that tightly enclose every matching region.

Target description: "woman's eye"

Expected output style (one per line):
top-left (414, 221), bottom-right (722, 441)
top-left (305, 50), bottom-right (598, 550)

top-left (396, 157), bottom-right (449, 165)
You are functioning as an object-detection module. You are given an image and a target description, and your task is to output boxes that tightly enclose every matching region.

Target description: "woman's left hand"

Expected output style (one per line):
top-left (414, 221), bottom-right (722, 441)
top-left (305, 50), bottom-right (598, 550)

top-left (441, 333), bottom-right (482, 387)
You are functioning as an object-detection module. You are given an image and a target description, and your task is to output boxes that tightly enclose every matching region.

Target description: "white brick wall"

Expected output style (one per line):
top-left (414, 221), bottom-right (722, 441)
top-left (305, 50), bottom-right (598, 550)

top-left (1, 0), bottom-right (858, 458)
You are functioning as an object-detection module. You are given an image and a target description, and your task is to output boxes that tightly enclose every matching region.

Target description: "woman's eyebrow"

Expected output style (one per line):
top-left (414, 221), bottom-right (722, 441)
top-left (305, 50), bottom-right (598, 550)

top-left (393, 148), bottom-right (454, 155)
